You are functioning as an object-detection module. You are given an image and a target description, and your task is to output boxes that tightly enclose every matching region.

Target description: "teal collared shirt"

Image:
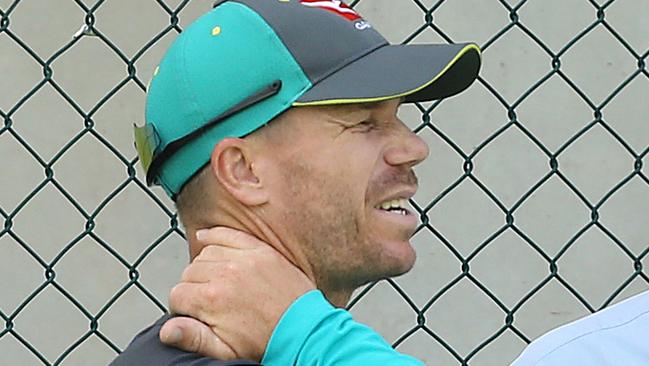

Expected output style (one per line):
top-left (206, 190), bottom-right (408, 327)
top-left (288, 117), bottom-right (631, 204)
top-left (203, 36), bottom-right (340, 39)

top-left (262, 290), bottom-right (424, 365)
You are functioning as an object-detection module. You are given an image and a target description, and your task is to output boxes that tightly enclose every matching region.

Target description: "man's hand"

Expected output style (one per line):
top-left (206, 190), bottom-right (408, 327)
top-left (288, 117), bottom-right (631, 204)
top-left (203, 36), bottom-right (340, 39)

top-left (159, 227), bottom-right (315, 362)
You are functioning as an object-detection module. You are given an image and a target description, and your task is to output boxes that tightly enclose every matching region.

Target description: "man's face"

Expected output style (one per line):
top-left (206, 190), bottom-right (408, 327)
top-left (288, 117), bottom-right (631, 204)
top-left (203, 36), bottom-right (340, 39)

top-left (259, 97), bottom-right (429, 292)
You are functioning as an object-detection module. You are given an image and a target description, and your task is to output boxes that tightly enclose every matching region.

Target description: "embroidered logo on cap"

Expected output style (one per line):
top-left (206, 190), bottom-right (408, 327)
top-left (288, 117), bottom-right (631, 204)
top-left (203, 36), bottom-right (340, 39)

top-left (300, 0), bottom-right (361, 21)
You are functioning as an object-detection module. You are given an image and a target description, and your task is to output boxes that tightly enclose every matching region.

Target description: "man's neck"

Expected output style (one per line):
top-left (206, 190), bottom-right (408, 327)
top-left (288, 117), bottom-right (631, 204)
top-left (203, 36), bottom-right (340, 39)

top-left (187, 205), bottom-right (316, 285)
top-left (187, 204), bottom-right (359, 308)
top-left (323, 291), bottom-right (353, 308)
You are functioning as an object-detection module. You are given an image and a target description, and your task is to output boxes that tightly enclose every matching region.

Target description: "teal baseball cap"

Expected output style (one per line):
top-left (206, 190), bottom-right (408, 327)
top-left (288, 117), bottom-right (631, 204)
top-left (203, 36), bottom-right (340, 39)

top-left (135, 0), bottom-right (481, 200)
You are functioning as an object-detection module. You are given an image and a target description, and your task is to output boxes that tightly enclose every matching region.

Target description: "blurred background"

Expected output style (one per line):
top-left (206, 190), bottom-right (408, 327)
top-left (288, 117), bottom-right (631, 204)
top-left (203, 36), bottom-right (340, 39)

top-left (1, 0), bottom-right (648, 365)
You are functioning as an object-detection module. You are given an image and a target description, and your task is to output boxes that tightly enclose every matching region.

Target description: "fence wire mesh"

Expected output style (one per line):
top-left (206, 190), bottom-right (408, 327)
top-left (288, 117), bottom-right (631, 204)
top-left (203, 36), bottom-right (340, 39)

top-left (1, 0), bottom-right (648, 365)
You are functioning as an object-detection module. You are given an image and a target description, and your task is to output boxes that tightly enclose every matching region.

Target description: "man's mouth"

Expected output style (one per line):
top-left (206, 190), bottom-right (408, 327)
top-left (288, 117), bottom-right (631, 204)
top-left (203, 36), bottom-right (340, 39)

top-left (374, 198), bottom-right (409, 216)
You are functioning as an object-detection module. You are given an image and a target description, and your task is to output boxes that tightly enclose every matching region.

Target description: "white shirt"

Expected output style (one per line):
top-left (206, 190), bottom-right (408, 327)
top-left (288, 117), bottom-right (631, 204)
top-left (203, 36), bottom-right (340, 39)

top-left (511, 290), bottom-right (649, 366)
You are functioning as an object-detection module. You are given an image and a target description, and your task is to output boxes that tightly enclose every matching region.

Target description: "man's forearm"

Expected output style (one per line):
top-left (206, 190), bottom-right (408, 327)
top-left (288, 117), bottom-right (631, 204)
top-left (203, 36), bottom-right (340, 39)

top-left (263, 290), bottom-right (425, 366)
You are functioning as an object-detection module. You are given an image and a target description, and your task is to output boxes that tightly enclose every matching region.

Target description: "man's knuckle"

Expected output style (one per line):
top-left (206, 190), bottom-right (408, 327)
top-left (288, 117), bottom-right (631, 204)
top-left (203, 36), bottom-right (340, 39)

top-left (202, 284), bottom-right (222, 301)
top-left (168, 285), bottom-right (187, 312)
top-left (221, 261), bottom-right (239, 276)
top-left (169, 284), bottom-right (182, 301)
top-left (180, 266), bottom-right (193, 281)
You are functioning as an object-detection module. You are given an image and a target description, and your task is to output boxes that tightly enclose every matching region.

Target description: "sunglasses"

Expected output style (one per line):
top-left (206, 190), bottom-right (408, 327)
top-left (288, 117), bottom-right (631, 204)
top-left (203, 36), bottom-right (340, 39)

top-left (134, 80), bottom-right (283, 186)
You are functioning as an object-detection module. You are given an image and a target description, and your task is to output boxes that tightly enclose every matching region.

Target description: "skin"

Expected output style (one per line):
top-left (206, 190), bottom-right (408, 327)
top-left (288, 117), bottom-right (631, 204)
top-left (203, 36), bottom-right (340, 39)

top-left (163, 227), bottom-right (316, 361)
top-left (162, 96), bottom-right (430, 360)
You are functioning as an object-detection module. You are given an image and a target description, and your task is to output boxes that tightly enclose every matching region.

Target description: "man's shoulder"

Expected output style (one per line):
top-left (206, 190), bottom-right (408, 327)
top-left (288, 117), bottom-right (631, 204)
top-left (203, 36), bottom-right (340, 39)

top-left (511, 290), bottom-right (649, 365)
top-left (109, 314), bottom-right (260, 366)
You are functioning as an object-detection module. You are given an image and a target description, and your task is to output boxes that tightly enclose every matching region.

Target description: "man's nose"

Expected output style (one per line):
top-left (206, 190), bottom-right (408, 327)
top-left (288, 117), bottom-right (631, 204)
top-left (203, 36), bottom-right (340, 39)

top-left (384, 128), bottom-right (430, 168)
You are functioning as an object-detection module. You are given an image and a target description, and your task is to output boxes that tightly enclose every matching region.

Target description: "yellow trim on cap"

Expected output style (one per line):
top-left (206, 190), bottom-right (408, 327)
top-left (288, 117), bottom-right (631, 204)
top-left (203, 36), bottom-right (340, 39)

top-left (291, 43), bottom-right (481, 107)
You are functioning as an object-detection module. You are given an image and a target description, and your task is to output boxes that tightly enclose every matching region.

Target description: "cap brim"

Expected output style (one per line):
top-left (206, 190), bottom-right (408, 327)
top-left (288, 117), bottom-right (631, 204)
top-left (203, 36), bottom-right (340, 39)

top-left (293, 42), bottom-right (481, 106)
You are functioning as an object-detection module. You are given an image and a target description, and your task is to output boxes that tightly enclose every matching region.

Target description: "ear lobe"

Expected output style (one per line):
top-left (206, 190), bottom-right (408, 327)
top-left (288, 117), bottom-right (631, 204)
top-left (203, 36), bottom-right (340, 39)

top-left (210, 138), bottom-right (268, 206)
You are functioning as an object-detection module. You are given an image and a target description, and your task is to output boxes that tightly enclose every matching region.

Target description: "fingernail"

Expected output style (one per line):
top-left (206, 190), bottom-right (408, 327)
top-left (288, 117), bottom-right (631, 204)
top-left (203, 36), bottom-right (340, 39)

top-left (196, 229), bottom-right (208, 241)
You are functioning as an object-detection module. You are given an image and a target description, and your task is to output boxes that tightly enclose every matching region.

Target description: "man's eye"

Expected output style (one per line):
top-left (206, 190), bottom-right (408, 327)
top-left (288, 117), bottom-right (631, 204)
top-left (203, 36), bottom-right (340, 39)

top-left (357, 120), bottom-right (374, 130)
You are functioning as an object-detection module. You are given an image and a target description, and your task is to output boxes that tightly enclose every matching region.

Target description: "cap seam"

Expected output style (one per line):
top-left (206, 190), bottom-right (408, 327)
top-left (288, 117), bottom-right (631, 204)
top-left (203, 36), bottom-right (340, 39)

top-left (226, 1), bottom-right (313, 104)
top-left (229, 0), bottom-right (308, 80)
top-left (231, 0), bottom-right (387, 88)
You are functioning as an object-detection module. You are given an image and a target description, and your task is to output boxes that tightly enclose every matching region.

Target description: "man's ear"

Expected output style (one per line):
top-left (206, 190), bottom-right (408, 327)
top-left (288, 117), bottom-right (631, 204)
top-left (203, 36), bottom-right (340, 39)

top-left (210, 138), bottom-right (268, 206)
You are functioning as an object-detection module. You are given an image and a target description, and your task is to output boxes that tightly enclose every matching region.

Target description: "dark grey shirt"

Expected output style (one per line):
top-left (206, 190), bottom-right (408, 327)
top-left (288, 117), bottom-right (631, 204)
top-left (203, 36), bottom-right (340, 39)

top-left (109, 315), bottom-right (260, 366)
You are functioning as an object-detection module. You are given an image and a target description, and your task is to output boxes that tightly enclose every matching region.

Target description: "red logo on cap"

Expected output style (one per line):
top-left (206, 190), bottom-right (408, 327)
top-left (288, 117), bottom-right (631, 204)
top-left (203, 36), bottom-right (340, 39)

top-left (300, 0), bottom-right (362, 21)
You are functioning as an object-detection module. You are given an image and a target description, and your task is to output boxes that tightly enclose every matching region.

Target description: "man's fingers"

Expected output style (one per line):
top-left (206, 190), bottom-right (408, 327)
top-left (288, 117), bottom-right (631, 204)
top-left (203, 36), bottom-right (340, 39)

top-left (169, 281), bottom-right (237, 318)
top-left (193, 244), bottom-right (244, 264)
top-left (160, 316), bottom-right (237, 360)
top-left (181, 258), bottom-right (236, 283)
top-left (170, 282), bottom-right (216, 318)
top-left (195, 226), bottom-right (267, 250)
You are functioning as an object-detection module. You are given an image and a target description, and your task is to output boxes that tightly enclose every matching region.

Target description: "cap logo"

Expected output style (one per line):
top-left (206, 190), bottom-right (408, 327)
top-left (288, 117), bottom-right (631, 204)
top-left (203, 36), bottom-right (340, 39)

top-left (300, 0), bottom-right (361, 21)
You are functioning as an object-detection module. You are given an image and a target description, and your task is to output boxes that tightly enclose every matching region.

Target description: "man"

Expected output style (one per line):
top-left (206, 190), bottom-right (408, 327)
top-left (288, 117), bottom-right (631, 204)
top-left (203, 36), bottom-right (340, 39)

top-left (110, 0), bottom-right (480, 364)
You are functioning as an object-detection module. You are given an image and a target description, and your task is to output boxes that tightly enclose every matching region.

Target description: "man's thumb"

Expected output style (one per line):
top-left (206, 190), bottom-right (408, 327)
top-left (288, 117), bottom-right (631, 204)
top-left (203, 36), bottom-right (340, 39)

top-left (159, 316), bottom-right (237, 360)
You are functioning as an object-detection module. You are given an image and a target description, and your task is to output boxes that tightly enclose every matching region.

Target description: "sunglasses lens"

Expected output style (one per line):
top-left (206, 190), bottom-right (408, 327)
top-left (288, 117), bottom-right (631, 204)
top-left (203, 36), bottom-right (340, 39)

top-left (133, 124), bottom-right (161, 177)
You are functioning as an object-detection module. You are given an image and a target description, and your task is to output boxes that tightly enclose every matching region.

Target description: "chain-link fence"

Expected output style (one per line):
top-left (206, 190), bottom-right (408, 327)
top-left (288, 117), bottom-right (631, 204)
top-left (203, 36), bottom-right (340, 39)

top-left (1, 0), bottom-right (648, 365)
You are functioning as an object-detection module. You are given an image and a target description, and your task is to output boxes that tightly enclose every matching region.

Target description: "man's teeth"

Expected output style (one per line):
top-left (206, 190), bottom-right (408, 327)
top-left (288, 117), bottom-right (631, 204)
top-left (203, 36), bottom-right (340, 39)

top-left (376, 198), bottom-right (408, 212)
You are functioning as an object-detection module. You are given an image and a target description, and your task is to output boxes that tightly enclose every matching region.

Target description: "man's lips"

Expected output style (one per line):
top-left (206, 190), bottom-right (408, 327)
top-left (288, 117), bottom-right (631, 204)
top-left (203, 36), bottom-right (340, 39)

top-left (373, 204), bottom-right (418, 232)
top-left (373, 186), bottom-right (418, 209)
top-left (371, 185), bottom-right (418, 232)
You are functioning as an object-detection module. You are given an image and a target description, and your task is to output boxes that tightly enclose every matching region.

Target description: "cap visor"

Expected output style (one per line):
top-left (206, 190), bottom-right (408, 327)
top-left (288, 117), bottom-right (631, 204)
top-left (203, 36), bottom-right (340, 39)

top-left (293, 42), bottom-right (481, 106)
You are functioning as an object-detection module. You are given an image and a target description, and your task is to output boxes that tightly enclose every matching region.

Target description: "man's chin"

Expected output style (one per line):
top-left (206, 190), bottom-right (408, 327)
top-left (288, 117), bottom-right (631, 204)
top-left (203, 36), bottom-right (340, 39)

top-left (377, 238), bottom-right (417, 277)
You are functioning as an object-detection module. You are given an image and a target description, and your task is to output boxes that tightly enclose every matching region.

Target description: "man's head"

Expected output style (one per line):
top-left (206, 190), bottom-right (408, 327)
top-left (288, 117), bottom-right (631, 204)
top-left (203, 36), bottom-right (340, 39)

top-left (135, 0), bottom-right (480, 303)
top-left (175, 96), bottom-right (428, 297)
